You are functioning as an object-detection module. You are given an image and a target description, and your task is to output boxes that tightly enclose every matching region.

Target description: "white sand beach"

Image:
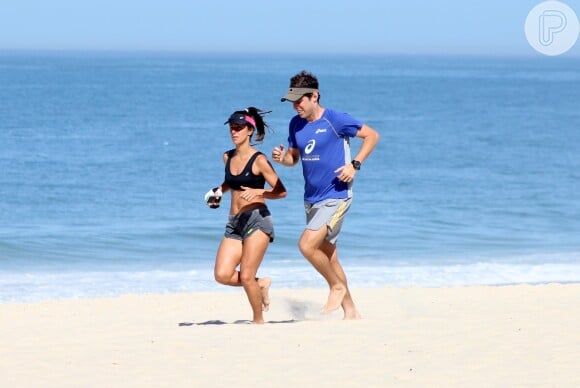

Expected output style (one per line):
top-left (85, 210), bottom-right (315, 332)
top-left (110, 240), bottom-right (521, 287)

top-left (1, 284), bottom-right (579, 387)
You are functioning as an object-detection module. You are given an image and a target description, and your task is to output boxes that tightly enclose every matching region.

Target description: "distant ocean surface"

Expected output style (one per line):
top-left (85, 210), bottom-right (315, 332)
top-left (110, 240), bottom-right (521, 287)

top-left (1, 51), bottom-right (579, 303)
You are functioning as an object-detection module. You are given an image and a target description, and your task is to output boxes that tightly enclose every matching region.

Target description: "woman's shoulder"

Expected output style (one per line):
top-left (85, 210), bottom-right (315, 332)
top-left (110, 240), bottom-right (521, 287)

top-left (252, 151), bottom-right (272, 168)
top-left (251, 150), bottom-right (266, 161)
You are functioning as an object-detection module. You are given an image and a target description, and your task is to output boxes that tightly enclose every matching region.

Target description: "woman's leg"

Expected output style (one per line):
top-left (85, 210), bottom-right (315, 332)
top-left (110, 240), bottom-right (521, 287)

top-left (239, 230), bottom-right (271, 324)
top-left (214, 237), bottom-right (243, 286)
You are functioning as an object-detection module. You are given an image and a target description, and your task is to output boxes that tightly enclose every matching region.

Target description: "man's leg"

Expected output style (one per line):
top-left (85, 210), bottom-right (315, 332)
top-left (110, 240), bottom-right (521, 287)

top-left (299, 227), bottom-right (347, 313)
top-left (321, 240), bottom-right (361, 320)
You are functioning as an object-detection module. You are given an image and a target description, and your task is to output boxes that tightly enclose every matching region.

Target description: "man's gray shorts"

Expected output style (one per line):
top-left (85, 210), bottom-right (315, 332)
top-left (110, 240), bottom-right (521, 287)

top-left (225, 206), bottom-right (274, 242)
top-left (304, 198), bottom-right (352, 244)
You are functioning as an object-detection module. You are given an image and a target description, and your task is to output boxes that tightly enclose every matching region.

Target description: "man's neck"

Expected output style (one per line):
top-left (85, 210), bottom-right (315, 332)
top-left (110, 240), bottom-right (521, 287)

top-left (306, 105), bottom-right (325, 122)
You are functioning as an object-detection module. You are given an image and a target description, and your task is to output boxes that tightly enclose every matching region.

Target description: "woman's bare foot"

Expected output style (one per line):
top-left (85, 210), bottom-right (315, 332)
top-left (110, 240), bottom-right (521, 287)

top-left (258, 277), bottom-right (271, 312)
top-left (343, 309), bottom-right (362, 320)
top-left (342, 294), bottom-right (361, 320)
top-left (322, 285), bottom-right (346, 314)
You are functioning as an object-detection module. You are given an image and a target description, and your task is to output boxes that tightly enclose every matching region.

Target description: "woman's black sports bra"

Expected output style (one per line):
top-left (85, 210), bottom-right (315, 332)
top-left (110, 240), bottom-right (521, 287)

top-left (224, 150), bottom-right (266, 191)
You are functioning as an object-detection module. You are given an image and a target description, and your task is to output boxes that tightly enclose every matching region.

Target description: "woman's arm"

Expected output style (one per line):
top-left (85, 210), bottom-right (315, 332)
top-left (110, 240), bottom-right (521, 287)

top-left (240, 154), bottom-right (287, 201)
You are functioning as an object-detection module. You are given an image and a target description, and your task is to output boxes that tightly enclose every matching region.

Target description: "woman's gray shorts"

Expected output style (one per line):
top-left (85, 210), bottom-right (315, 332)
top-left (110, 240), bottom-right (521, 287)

top-left (304, 198), bottom-right (352, 244)
top-left (225, 206), bottom-right (274, 242)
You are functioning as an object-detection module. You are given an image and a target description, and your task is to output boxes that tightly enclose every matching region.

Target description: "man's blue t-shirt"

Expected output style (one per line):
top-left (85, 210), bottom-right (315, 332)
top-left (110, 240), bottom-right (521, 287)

top-left (288, 108), bottom-right (362, 203)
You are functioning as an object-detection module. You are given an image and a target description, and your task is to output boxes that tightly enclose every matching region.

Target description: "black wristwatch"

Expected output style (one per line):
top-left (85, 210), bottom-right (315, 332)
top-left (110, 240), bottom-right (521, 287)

top-left (351, 159), bottom-right (361, 170)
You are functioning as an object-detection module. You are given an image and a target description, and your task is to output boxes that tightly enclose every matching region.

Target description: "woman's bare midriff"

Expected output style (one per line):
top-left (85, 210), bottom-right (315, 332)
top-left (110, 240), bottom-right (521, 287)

top-left (229, 190), bottom-right (266, 215)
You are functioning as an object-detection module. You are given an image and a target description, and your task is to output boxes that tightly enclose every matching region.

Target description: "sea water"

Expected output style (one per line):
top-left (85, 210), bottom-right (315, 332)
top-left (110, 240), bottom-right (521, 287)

top-left (1, 52), bottom-right (579, 303)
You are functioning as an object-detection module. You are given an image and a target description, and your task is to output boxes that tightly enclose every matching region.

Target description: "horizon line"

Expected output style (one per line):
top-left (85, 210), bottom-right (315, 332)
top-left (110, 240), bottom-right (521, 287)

top-left (1, 48), bottom-right (579, 59)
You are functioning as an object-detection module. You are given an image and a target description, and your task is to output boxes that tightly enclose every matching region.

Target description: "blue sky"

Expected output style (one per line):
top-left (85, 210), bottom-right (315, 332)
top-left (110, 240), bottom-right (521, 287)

top-left (1, 0), bottom-right (579, 56)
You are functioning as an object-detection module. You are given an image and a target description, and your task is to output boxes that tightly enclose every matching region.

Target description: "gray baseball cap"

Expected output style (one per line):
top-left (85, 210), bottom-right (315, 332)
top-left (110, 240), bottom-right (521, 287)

top-left (280, 87), bottom-right (318, 102)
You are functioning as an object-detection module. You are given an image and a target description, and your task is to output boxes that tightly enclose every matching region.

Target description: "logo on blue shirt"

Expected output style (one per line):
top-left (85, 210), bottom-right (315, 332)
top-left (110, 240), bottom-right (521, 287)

top-left (305, 139), bottom-right (316, 154)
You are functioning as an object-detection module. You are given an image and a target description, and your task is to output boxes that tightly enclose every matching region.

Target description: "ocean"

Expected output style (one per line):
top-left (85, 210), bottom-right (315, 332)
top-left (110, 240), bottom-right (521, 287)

top-left (1, 51), bottom-right (579, 303)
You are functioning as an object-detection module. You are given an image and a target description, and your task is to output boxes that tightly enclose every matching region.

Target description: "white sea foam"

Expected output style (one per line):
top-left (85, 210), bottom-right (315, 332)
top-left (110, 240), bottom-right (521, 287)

top-left (2, 259), bottom-right (579, 304)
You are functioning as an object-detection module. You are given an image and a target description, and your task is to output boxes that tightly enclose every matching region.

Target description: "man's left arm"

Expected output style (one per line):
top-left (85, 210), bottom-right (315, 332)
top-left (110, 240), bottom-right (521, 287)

top-left (335, 124), bottom-right (380, 182)
top-left (352, 124), bottom-right (380, 165)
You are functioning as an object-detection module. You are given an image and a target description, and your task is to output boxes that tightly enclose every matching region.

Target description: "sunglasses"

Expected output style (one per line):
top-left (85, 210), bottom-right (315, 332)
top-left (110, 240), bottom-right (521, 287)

top-left (229, 124), bottom-right (248, 132)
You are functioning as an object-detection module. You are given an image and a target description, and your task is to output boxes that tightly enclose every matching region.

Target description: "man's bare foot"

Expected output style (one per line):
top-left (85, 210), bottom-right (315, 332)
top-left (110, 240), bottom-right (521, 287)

top-left (252, 319), bottom-right (265, 324)
top-left (258, 277), bottom-right (271, 312)
top-left (322, 285), bottom-right (347, 314)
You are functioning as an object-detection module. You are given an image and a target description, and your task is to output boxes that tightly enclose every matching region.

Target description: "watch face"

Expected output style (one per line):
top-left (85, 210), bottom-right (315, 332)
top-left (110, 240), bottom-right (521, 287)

top-left (352, 160), bottom-right (361, 170)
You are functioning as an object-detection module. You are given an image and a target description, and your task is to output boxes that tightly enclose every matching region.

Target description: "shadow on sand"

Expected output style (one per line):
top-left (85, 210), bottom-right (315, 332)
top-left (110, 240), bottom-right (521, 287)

top-left (178, 297), bottom-right (320, 326)
top-left (178, 319), bottom-right (298, 326)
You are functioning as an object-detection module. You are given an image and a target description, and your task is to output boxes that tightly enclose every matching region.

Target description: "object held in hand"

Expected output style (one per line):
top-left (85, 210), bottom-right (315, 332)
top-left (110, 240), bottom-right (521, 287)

top-left (204, 187), bottom-right (223, 208)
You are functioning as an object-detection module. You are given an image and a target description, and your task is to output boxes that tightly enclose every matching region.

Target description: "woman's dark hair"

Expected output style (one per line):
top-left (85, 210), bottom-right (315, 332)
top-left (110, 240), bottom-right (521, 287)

top-left (244, 107), bottom-right (271, 143)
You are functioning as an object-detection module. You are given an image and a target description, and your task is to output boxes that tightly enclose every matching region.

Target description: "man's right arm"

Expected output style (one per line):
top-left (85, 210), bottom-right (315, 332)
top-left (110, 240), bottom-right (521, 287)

top-left (285, 147), bottom-right (300, 166)
top-left (272, 145), bottom-right (300, 166)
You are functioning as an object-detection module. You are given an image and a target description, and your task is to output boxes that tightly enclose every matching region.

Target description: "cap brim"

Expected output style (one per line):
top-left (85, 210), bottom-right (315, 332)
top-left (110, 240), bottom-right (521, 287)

top-left (280, 95), bottom-right (301, 102)
top-left (224, 118), bottom-right (247, 125)
top-left (280, 87), bottom-right (318, 102)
